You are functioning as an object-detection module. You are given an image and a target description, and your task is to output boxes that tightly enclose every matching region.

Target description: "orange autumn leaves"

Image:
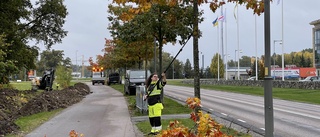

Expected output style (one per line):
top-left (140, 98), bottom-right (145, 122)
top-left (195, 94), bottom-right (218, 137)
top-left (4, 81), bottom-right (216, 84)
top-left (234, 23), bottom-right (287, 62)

top-left (159, 97), bottom-right (231, 137)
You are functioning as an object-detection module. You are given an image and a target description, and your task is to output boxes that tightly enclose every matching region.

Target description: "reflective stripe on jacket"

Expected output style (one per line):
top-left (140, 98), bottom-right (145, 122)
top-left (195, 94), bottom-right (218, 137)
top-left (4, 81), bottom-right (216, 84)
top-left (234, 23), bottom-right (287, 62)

top-left (147, 81), bottom-right (165, 96)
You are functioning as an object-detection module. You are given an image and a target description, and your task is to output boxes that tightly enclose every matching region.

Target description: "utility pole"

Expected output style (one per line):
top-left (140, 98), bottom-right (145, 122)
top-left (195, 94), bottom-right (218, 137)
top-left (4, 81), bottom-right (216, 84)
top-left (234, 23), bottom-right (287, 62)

top-left (264, 0), bottom-right (274, 136)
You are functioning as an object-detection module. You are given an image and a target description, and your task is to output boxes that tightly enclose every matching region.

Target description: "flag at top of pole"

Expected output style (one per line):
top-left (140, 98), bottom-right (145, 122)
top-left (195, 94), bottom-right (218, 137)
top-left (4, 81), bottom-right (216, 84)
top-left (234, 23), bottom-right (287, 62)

top-left (218, 15), bottom-right (225, 22)
top-left (212, 17), bottom-right (218, 27)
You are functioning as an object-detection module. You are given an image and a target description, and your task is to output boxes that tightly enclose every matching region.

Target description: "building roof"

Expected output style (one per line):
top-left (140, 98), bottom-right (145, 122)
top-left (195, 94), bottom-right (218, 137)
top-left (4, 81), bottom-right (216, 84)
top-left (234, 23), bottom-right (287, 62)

top-left (310, 19), bottom-right (320, 25)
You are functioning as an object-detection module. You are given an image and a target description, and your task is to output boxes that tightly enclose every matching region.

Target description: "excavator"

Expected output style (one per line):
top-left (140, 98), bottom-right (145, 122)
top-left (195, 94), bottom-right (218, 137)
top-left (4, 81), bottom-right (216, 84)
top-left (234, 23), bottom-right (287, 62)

top-left (31, 68), bottom-right (55, 91)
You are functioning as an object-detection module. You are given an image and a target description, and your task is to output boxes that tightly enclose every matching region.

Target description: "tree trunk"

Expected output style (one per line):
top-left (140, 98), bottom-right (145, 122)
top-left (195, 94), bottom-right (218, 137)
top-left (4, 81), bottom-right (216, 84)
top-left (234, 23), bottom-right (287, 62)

top-left (193, 0), bottom-right (200, 100)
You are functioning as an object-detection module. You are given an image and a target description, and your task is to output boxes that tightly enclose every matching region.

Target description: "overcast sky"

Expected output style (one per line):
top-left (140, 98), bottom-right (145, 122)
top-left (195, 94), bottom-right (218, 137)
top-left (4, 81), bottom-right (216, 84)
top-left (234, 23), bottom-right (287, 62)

top-left (39, 0), bottom-right (320, 68)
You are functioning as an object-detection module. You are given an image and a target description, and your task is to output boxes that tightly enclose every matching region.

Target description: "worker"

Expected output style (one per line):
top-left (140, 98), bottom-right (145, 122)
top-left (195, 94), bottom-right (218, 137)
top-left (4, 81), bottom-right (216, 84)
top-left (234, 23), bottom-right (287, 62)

top-left (55, 83), bottom-right (60, 90)
top-left (145, 72), bottom-right (166, 135)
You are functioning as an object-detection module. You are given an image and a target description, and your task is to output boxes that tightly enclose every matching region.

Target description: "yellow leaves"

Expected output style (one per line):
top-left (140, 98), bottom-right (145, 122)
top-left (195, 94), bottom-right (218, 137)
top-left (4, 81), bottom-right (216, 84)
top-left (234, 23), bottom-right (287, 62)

top-left (159, 97), bottom-right (230, 137)
top-left (69, 130), bottom-right (84, 137)
top-left (186, 97), bottom-right (201, 109)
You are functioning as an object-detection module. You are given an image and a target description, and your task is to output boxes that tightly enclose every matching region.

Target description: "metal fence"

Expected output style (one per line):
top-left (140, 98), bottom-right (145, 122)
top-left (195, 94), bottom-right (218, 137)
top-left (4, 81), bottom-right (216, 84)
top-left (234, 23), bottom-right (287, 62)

top-left (136, 85), bottom-right (148, 114)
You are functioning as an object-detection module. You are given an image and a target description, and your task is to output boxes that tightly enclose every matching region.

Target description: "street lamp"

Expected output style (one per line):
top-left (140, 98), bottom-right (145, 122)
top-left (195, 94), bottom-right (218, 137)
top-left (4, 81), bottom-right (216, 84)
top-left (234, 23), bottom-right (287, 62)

top-left (225, 54), bottom-right (230, 80)
top-left (273, 40), bottom-right (282, 80)
top-left (234, 49), bottom-right (242, 80)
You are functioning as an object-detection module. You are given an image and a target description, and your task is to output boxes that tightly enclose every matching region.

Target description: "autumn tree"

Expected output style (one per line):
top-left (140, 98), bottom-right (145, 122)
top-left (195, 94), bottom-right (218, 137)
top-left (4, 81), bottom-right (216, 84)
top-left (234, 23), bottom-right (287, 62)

top-left (0, 0), bottom-right (68, 83)
top-left (111, 0), bottom-right (266, 100)
top-left (210, 53), bottom-right (225, 78)
top-left (36, 50), bottom-right (71, 75)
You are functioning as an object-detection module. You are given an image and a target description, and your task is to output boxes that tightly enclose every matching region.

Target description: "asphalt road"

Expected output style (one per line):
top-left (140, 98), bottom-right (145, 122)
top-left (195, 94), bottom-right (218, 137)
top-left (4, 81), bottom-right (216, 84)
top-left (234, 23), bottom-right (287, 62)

top-left (26, 82), bottom-right (136, 137)
top-left (164, 85), bottom-right (320, 137)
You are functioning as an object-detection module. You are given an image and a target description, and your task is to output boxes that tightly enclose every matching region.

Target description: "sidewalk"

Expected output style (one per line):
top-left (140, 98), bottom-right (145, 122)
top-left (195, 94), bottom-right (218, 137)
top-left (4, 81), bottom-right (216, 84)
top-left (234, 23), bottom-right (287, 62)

top-left (26, 84), bottom-right (138, 137)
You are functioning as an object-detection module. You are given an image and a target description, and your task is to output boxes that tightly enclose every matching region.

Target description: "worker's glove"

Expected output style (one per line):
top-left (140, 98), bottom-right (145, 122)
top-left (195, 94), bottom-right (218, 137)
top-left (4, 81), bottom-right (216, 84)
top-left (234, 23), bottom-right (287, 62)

top-left (143, 95), bottom-right (148, 101)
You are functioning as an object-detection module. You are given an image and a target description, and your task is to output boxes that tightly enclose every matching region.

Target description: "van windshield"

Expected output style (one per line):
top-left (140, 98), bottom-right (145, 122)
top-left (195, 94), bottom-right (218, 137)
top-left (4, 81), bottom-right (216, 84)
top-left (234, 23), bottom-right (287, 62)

top-left (130, 71), bottom-right (150, 79)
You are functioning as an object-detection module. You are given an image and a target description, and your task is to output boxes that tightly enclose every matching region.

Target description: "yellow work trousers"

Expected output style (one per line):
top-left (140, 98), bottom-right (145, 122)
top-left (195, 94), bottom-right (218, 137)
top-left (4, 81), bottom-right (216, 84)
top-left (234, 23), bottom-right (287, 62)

top-left (148, 103), bottom-right (164, 117)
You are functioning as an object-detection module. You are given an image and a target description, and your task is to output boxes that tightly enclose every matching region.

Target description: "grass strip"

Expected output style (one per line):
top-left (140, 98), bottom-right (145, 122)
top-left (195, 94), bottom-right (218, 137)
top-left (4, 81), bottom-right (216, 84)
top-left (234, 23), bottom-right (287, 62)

top-left (109, 84), bottom-right (251, 137)
top-left (6, 109), bottom-right (63, 137)
top-left (167, 79), bottom-right (320, 105)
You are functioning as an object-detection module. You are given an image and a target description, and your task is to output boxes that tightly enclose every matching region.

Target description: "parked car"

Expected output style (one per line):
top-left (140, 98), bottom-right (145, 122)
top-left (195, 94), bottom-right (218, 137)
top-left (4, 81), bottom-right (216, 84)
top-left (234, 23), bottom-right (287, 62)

top-left (299, 76), bottom-right (320, 82)
top-left (107, 72), bottom-right (121, 85)
top-left (124, 70), bottom-right (151, 95)
top-left (247, 76), bottom-right (256, 80)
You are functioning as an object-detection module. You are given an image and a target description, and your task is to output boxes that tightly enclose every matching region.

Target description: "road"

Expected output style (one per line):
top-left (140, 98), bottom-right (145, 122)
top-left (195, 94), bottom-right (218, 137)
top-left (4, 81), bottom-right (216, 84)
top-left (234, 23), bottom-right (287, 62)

top-left (164, 85), bottom-right (320, 137)
top-left (26, 82), bottom-right (136, 137)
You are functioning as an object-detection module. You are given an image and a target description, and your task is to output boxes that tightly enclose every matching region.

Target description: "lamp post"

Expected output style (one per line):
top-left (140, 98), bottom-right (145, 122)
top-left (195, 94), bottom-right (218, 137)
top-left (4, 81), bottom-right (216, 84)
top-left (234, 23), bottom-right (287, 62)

top-left (273, 40), bottom-right (282, 80)
top-left (225, 54), bottom-right (230, 80)
top-left (234, 49), bottom-right (242, 80)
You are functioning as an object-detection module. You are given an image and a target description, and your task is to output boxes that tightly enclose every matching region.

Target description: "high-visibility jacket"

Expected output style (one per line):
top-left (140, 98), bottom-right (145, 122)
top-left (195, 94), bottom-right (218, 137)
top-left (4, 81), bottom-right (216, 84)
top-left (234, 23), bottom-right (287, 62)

top-left (147, 81), bottom-right (166, 118)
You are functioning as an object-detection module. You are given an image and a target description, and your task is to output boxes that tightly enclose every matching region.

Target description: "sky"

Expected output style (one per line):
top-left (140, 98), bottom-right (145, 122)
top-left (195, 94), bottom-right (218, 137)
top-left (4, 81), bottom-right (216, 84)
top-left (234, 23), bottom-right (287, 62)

top-left (35, 0), bottom-right (320, 68)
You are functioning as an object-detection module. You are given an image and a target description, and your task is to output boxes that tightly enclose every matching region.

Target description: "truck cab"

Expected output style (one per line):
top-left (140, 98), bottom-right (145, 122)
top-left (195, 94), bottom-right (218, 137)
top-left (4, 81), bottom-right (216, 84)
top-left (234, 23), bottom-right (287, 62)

top-left (91, 67), bottom-right (106, 85)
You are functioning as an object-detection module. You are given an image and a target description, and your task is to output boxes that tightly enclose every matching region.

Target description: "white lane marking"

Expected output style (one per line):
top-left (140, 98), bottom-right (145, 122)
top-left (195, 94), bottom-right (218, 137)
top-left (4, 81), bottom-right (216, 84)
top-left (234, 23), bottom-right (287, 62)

top-left (260, 128), bottom-right (265, 131)
top-left (209, 108), bottom-right (213, 111)
top-left (237, 119), bottom-right (246, 123)
top-left (221, 113), bottom-right (227, 116)
top-left (201, 91), bottom-right (320, 120)
top-left (166, 86), bottom-right (320, 120)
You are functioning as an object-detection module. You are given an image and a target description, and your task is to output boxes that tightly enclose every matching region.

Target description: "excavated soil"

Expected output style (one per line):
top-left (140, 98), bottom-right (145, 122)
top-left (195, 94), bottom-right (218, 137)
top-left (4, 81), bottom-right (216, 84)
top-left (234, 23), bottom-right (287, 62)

top-left (0, 83), bottom-right (91, 136)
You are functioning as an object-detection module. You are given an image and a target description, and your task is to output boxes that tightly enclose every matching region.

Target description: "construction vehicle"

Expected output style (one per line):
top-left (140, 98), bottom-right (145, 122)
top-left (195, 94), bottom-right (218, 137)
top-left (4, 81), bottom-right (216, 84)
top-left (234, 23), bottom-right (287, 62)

top-left (31, 68), bottom-right (55, 91)
top-left (91, 66), bottom-right (106, 85)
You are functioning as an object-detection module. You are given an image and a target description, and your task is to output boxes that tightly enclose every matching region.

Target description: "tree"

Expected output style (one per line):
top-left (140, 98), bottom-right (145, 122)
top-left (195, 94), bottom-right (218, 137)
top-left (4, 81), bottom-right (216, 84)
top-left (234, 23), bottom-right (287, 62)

top-left (0, 35), bottom-right (18, 83)
top-left (55, 65), bottom-right (72, 88)
top-left (227, 59), bottom-right (237, 68)
top-left (204, 66), bottom-right (213, 78)
top-left (184, 59), bottom-right (193, 78)
top-left (209, 53), bottom-right (224, 78)
top-left (107, 4), bottom-right (196, 71)
top-left (239, 55), bottom-right (252, 67)
top-left (258, 55), bottom-right (265, 79)
top-left (111, 0), bottom-right (266, 101)
top-left (36, 50), bottom-right (69, 75)
top-left (0, 0), bottom-right (68, 83)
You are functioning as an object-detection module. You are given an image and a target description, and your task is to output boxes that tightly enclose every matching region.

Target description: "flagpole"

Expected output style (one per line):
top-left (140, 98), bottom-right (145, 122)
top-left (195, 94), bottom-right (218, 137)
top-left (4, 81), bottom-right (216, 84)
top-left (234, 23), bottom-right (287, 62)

top-left (225, 8), bottom-right (228, 80)
top-left (220, 7), bottom-right (224, 80)
top-left (255, 14), bottom-right (258, 80)
top-left (281, 0), bottom-right (284, 81)
top-left (218, 21), bottom-right (220, 81)
top-left (237, 4), bottom-right (240, 80)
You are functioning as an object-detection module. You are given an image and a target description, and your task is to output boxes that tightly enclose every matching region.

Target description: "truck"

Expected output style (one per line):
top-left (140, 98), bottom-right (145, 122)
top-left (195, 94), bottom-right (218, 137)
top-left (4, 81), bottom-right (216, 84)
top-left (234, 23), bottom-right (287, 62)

top-left (91, 66), bottom-right (106, 85)
top-left (270, 67), bottom-right (316, 79)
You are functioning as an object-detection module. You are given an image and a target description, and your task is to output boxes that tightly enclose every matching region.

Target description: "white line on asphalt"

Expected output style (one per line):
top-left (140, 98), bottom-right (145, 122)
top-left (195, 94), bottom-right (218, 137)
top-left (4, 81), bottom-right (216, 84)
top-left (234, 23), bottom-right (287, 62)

top-left (260, 128), bottom-right (265, 131)
top-left (199, 90), bottom-right (320, 120)
top-left (221, 113), bottom-right (227, 116)
top-left (209, 108), bottom-right (213, 111)
top-left (237, 119), bottom-right (246, 123)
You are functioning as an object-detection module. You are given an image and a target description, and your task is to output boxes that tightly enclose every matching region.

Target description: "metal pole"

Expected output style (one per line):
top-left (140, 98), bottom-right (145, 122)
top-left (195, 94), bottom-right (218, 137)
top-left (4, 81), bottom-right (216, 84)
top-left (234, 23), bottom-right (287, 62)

top-left (218, 23), bottom-right (220, 81)
top-left (154, 37), bottom-right (156, 73)
top-left (76, 50), bottom-right (78, 79)
top-left (172, 54), bottom-right (174, 79)
top-left (264, 0), bottom-right (274, 136)
top-left (282, 44), bottom-right (284, 80)
top-left (273, 40), bottom-right (275, 80)
top-left (235, 50), bottom-right (237, 79)
top-left (225, 8), bottom-right (228, 80)
top-left (255, 15), bottom-right (258, 80)
top-left (237, 5), bottom-right (240, 80)
top-left (281, 0), bottom-right (285, 81)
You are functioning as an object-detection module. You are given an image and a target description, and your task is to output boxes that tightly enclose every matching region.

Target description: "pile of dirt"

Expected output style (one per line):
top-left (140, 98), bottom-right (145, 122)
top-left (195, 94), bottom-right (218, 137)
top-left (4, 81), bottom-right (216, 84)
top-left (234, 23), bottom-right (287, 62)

top-left (0, 83), bottom-right (91, 136)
